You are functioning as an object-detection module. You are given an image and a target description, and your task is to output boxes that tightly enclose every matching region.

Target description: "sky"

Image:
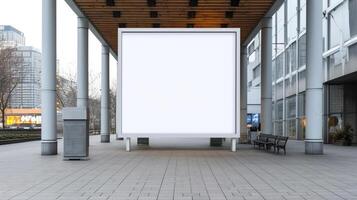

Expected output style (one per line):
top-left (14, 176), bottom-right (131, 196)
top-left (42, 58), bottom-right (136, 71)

top-left (0, 0), bottom-right (117, 98)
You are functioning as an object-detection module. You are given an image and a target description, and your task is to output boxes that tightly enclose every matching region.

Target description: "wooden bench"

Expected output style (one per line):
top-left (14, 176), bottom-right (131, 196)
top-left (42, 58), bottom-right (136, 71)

top-left (253, 133), bottom-right (275, 150)
top-left (275, 136), bottom-right (289, 155)
top-left (253, 133), bottom-right (288, 155)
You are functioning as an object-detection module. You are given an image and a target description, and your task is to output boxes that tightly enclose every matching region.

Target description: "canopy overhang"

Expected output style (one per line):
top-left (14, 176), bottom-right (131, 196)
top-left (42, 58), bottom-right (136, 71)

top-left (65, 0), bottom-right (283, 58)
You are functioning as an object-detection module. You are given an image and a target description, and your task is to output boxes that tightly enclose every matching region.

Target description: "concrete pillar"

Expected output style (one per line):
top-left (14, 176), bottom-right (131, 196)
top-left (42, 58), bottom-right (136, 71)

top-left (77, 17), bottom-right (89, 108)
top-left (116, 44), bottom-right (122, 140)
top-left (101, 45), bottom-right (110, 143)
top-left (41, 0), bottom-right (57, 155)
top-left (240, 46), bottom-right (248, 142)
top-left (305, 0), bottom-right (323, 154)
top-left (260, 17), bottom-right (273, 135)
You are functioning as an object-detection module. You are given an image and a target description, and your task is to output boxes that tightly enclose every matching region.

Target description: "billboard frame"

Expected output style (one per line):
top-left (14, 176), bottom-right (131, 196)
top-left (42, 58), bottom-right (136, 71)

top-left (116, 28), bottom-right (241, 151)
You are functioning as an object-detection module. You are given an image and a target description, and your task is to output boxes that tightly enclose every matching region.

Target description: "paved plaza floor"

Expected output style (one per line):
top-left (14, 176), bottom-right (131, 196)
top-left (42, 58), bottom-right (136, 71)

top-left (0, 135), bottom-right (357, 200)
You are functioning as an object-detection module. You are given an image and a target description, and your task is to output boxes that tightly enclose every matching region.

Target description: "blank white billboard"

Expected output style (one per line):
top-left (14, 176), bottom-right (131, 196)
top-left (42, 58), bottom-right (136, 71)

top-left (117, 29), bottom-right (240, 138)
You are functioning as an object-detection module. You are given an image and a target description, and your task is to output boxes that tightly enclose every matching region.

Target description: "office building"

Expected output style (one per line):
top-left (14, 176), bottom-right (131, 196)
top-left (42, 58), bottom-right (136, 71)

top-left (246, 0), bottom-right (357, 143)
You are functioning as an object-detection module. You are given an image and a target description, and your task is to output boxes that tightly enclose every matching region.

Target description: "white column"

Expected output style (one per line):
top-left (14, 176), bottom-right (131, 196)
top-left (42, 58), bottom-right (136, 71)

top-left (305, 0), bottom-right (323, 154)
top-left (260, 17), bottom-right (273, 135)
top-left (240, 46), bottom-right (248, 141)
top-left (41, 0), bottom-right (57, 155)
top-left (101, 45), bottom-right (110, 143)
top-left (77, 17), bottom-right (89, 108)
top-left (116, 31), bottom-right (122, 140)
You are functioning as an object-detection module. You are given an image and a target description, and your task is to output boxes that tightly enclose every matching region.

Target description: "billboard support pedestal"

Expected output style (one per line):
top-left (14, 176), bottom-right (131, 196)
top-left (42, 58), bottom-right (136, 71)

top-left (125, 137), bottom-right (131, 152)
top-left (231, 138), bottom-right (237, 152)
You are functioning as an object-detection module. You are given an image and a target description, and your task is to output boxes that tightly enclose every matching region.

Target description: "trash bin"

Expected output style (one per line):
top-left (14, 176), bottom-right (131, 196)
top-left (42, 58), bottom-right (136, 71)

top-left (62, 107), bottom-right (89, 160)
top-left (248, 131), bottom-right (258, 145)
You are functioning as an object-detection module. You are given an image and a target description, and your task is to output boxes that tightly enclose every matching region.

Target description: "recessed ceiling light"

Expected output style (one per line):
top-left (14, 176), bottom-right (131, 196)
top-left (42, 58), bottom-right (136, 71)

top-left (150, 11), bottom-right (158, 18)
top-left (113, 11), bottom-right (121, 18)
top-left (119, 23), bottom-right (127, 28)
top-left (189, 0), bottom-right (198, 7)
top-left (230, 0), bottom-right (240, 7)
top-left (152, 23), bottom-right (160, 28)
top-left (106, 0), bottom-right (115, 6)
top-left (187, 11), bottom-right (196, 19)
top-left (225, 11), bottom-right (233, 18)
top-left (147, 0), bottom-right (156, 7)
top-left (187, 23), bottom-right (194, 28)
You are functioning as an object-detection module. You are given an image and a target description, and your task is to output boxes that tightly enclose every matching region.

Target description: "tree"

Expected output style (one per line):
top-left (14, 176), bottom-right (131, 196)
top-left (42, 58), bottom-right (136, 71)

top-left (0, 41), bottom-right (22, 128)
top-left (88, 70), bottom-right (101, 131)
top-left (109, 81), bottom-right (116, 133)
top-left (56, 73), bottom-right (77, 109)
top-left (88, 97), bottom-right (100, 130)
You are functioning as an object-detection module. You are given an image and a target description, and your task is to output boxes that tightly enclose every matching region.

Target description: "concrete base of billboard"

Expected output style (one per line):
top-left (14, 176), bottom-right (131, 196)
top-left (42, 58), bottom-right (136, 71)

top-left (137, 138), bottom-right (149, 146)
top-left (210, 138), bottom-right (224, 146)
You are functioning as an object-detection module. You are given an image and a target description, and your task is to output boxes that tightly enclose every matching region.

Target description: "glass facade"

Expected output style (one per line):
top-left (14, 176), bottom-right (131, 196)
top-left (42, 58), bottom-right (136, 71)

top-left (0, 25), bottom-right (25, 46)
top-left (246, 0), bottom-right (357, 141)
top-left (0, 26), bottom-right (41, 109)
top-left (9, 46), bottom-right (41, 108)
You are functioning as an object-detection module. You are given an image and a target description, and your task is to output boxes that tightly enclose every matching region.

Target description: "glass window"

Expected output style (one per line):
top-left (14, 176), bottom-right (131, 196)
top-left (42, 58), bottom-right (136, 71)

top-left (329, 84), bottom-right (344, 113)
top-left (349, 0), bottom-right (357, 36)
top-left (272, 59), bottom-right (276, 81)
top-left (253, 65), bottom-right (261, 79)
top-left (276, 100), bottom-right (284, 120)
top-left (286, 95), bottom-right (296, 118)
top-left (287, 0), bottom-right (298, 42)
top-left (275, 121), bottom-right (283, 135)
top-left (298, 92), bottom-right (305, 117)
top-left (277, 4), bottom-right (285, 54)
top-left (276, 81), bottom-right (284, 100)
top-left (299, 0), bottom-right (306, 33)
top-left (285, 75), bottom-right (297, 97)
top-left (248, 51), bottom-right (256, 64)
top-left (292, 74), bottom-right (297, 94)
top-left (22, 52), bottom-right (30, 57)
top-left (276, 53), bottom-right (284, 79)
top-left (286, 95), bottom-right (297, 138)
top-left (272, 13), bottom-right (277, 57)
top-left (286, 119), bottom-right (296, 138)
top-left (298, 70), bottom-right (306, 92)
top-left (298, 34), bottom-right (306, 67)
top-left (330, 0), bottom-right (343, 6)
top-left (272, 84), bottom-right (276, 101)
top-left (329, 1), bottom-right (350, 48)
top-left (286, 42), bottom-right (297, 75)
top-left (248, 42), bottom-right (255, 55)
top-left (272, 102), bottom-right (275, 120)
top-left (346, 43), bottom-right (357, 73)
top-left (328, 51), bottom-right (343, 80)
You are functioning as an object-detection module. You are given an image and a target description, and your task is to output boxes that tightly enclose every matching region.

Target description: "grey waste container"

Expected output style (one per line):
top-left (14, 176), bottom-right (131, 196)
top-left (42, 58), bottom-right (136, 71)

top-left (248, 131), bottom-right (258, 145)
top-left (62, 107), bottom-right (89, 160)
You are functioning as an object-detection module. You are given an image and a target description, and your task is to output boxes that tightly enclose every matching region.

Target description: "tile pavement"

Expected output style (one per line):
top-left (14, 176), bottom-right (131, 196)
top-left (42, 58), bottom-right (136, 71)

top-left (0, 135), bottom-right (357, 200)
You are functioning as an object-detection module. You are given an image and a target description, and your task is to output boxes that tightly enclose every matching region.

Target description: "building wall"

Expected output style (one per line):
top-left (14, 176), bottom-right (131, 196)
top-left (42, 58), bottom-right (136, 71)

top-left (247, 31), bottom-right (261, 116)
top-left (0, 25), bottom-right (41, 109)
top-left (246, 0), bottom-right (357, 141)
top-left (9, 46), bottom-right (41, 108)
top-left (0, 25), bottom-right (25, 46)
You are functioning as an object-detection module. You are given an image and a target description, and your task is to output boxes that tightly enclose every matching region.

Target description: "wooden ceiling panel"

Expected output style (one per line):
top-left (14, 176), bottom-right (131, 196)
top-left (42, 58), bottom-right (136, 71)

top-left (73, 0), bottom-right (275, 54)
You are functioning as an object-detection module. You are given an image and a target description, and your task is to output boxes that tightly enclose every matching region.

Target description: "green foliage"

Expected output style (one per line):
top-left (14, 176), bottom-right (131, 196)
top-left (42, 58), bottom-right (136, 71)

top-left (332, 124), bottom-right (354, 146)
top-left (0, 130), bottom-right (40, 141)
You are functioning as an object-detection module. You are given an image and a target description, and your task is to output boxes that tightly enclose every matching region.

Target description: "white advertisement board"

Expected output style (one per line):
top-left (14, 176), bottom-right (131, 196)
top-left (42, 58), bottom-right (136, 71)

top-left (117, 29), bottom-right (240, 139)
